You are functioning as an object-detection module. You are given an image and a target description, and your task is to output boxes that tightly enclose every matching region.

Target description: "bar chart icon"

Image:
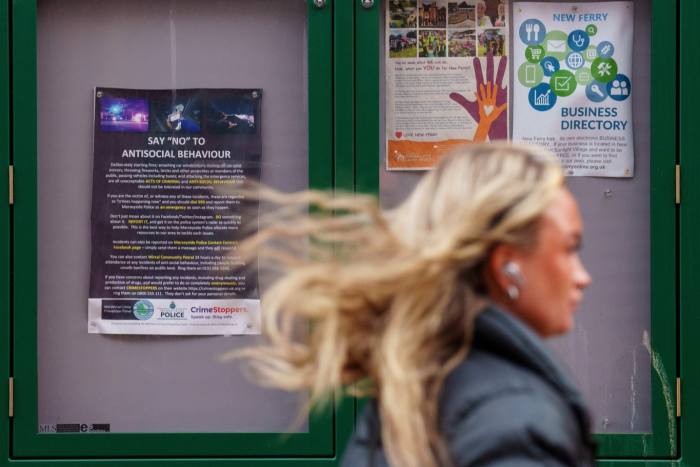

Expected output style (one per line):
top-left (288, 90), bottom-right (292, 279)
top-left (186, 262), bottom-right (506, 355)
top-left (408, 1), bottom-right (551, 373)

top-left (534, 89), bottom-right (551, 106)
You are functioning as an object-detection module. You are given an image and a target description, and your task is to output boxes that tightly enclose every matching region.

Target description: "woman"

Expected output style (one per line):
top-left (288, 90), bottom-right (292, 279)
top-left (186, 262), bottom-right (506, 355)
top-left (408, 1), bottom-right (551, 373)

top-left (476, 1), bottom-right (493, 28)
top-left (494, 2), bottom-right (507, 27)
top-left (233, 144), bottom-right (596, 466)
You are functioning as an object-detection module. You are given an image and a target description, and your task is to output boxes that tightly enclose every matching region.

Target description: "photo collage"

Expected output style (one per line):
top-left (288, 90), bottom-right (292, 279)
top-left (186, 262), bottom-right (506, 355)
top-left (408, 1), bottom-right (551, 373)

top-left (388, 0), bottom-right (507, 58)
top-left (97, 89), bottom-right (259, 135)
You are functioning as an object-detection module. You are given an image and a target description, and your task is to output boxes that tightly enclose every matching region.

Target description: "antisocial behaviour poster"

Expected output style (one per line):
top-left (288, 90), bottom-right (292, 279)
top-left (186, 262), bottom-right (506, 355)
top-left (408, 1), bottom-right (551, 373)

top-left (386, 0), bottom-right (510, 170)
top-left (88, 88), bottom-right (262, 335)
top-left (512, 2), bottom-right (634, 177)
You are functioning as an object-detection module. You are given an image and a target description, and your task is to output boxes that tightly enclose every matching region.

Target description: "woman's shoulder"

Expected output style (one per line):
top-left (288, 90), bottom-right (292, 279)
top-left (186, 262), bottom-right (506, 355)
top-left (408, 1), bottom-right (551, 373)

top-left (440, 345), bottom-right (563, 415)
top-left (438, 307), bottom-right (595, 465)
top-left (439, 346), bottom-right (575, 438)
top-left (436, 349), bottom-right (595, 466)
top-left (441, 378), bottom-right (593, 466)
top-left (342, 308), bottom-right (596, 466)
top-left (439, 307), bottom-right (589, 422)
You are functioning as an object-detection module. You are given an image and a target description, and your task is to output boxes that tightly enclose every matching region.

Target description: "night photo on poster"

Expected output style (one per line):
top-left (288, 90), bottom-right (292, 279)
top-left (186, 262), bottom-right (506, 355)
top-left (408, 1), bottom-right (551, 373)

top-left (88, 88), bottom-right (263, 335)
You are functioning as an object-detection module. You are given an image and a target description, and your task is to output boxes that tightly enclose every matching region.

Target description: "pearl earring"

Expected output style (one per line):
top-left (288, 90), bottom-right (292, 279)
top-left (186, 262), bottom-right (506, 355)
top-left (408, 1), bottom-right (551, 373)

top-left (506, 284), bottom-right (520, 301)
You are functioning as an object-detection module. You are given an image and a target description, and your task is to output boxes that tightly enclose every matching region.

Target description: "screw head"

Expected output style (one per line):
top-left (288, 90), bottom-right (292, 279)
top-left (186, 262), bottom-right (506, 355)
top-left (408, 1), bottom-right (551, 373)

top-left (361, 0), bottom-right (374, 8)
top-left (313, 0), bottom-right (326, 8)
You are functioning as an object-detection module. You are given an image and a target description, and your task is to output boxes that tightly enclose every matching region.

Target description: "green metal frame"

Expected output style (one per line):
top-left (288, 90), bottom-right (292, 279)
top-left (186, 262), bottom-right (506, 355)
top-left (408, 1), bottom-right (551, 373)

top-left (353, 0), bottom-right (679, 461)
top-left (7, 0), bottom-right (353, 462)
top-left (335, 0), bottom-right (355, 193)
top-left (354, 0), bottom-right (379, 197)
top-left (4, 0), bottom-right (700, 465)
top-left (1, 0), bottom-right (10, 462)
top-left (333, 0), bottom-right (358, 459)
top-left (678, 0), bottom-right (700, 465)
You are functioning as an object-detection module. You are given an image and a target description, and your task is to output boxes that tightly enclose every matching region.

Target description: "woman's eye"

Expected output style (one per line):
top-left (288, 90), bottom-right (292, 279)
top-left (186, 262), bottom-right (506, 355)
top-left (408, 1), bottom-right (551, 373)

top-left (569, 240), bottom-right (582, 253)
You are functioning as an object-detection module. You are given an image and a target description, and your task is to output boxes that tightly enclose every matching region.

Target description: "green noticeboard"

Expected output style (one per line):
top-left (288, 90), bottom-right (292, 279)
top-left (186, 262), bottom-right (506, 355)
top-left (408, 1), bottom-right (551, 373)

top-left (2, 0), bottom-right (700, 466)
top-left (4, 0), bottom-right (353, 464)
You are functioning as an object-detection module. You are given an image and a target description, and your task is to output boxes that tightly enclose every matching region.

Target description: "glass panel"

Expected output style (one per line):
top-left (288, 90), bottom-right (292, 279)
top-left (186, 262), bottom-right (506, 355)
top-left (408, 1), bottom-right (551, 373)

top-left (379, 0), bottom-right (651, 433)
top-left (37, 0), bottom-right (309, 433)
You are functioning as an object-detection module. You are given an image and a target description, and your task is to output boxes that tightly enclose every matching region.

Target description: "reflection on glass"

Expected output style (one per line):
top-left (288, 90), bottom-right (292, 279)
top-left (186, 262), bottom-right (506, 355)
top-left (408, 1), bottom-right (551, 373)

top-left (378, 0), bottom-right (651, 433)
top-left (37, 0), bottom-right (309, 433)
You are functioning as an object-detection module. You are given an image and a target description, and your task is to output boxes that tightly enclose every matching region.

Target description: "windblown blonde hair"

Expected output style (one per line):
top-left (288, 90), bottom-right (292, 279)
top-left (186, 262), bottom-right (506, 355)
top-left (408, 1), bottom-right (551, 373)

top-left (231, 143), bottom-right (563, 467)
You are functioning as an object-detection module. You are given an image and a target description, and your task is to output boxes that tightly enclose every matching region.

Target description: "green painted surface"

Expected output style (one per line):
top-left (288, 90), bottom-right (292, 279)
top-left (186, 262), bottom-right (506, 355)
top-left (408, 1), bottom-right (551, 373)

top-left (597, 463), bottom-right (678, 467)
top-left (6, 460), bottom-right (349, 466)
top-left (679, 0), bottom-right (700, 465)
top-left (334, 0), bottom-right (355, 194)
top-left (308, 0), bottom-right (334, 194)
top-left (333, 1), bottom-right (357, 460)
top-left (11, 0), bottom-right (40, 457)
top-left (354, 0), bottom-right (379, 197)
top-left (1, 0), bottom-right (10, 462)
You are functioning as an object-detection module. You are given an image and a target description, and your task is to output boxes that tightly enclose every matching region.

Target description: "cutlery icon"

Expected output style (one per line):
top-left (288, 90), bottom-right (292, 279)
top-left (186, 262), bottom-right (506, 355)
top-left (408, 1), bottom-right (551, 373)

top-left (533, 23), bottom-right (540, 41)
top-left (525, 22), bottom-right (532, 41)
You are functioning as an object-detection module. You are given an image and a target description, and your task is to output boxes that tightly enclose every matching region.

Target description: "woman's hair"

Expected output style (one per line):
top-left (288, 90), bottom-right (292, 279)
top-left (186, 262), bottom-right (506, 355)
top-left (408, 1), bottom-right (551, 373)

top-left (231, 143), bottom-right (563, 467)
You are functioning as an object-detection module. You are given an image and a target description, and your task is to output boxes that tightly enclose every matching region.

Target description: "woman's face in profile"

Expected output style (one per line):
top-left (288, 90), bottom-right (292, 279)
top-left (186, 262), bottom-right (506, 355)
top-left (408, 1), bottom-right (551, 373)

top-left (507, 188), bottom-right (591, 336)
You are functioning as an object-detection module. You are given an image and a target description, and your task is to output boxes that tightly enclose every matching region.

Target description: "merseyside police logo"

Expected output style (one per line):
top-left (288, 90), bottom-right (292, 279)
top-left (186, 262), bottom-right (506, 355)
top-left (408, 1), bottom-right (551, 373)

top-left (133, 300), bottom-right (154, 320)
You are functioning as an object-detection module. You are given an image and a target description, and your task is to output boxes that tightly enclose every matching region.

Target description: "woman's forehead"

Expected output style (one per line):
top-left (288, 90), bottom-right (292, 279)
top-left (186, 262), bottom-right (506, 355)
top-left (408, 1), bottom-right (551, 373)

top-left (541, 189), bottom-right (583, 236)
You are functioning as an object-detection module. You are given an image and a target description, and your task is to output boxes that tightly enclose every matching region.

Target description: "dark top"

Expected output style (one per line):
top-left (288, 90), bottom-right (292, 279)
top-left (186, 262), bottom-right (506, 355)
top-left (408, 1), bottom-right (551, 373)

top-left (341, 306), bottom-right (596, 466)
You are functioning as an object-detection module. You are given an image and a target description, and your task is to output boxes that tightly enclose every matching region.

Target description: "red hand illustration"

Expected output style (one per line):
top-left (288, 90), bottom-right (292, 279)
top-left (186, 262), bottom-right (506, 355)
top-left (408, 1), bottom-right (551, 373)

top-left (449, 52), bottom-right (508, 140)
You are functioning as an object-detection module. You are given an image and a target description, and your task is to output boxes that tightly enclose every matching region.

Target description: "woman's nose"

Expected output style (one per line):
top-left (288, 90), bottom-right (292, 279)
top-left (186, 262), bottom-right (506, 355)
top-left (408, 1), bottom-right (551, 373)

top-left (575, 258), bottom-right (592, 289)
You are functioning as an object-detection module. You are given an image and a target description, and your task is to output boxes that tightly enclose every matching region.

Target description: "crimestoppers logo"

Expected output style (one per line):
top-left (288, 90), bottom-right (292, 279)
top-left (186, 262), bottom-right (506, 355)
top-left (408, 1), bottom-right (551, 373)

top-left (132, 300), bottom-right (154, 320)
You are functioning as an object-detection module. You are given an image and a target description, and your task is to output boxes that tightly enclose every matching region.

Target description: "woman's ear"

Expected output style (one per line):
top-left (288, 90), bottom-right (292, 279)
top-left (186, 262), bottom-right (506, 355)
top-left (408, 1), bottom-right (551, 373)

top-left (484, 244), bottom-right (518, 298)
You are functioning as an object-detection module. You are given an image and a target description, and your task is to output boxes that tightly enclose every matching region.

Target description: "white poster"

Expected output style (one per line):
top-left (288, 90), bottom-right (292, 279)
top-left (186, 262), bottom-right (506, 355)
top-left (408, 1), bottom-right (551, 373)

top-left (386, 0), bottom-right (509, 170)
top-left (512, 2), bottom-right (634, 177)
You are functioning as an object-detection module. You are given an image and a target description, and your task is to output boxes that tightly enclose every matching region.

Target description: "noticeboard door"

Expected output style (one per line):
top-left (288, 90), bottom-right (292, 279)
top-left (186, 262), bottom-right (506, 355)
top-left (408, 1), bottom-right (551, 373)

top-left (356, 0), bottom-right (678, 460)
top-left (10, 0), bottom-right (353, 460)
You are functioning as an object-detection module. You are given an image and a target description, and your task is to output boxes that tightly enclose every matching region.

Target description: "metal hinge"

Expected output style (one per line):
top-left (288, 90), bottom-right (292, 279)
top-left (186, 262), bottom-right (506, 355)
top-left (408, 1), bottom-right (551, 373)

top-left (675, 164), bottom-right (681, 205)
top-left (8, 377), bottom-right (13, 418)
top-left (8, 165), bottom-right (13, 205)
top-left (676, 377), bottom-right (681, 418)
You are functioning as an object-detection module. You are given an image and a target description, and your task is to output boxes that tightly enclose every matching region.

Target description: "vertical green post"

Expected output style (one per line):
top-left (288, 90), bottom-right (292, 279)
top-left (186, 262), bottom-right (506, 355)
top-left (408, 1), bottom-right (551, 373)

top-left (355, 0), bottom-right (379, 196)
top-left (680, 0), bottom-right (700, 464)
top-left (335, 0), bottom-right (355, 192)
top-left (11, 0), bottom-right (39, 450)
top-left (334, 0), bottom-right (357, 460)
top-left (0, 0), bottom-right (10, 460)
top-left (309, 0), bottom-right (334, 193)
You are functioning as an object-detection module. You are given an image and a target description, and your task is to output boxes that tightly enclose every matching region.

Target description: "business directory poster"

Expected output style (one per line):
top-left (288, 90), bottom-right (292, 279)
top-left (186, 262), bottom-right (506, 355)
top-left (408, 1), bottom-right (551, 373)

top-left (88, 88), bottom-right (262, 335)
top-left (512, 2), bottom-right (634, 177)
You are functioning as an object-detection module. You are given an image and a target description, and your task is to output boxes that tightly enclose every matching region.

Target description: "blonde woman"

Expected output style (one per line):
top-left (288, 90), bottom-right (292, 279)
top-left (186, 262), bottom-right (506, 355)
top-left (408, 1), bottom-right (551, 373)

top-left (235, 144), bottom-right (596, 466)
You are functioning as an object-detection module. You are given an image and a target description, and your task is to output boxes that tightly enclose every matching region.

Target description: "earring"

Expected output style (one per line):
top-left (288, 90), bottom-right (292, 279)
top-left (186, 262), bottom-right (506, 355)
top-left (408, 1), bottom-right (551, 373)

top-left (506, 284), bottom-right (520, 301)
top-left (503, 261), bottom-right (523, 285)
